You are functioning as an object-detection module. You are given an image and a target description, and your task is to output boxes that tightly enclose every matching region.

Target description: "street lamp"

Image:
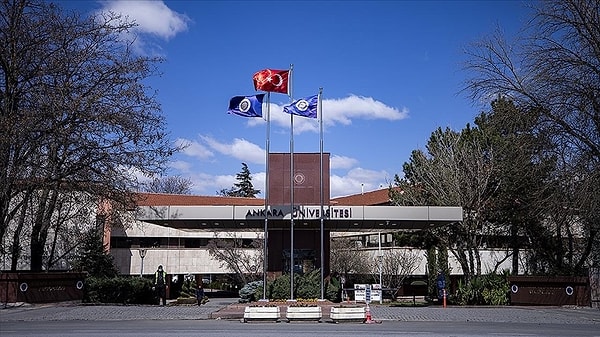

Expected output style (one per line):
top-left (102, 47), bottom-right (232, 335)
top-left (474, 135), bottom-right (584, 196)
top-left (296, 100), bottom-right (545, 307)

top-left (378, 232), bottom-right (383, 304)
top-left (139, 248), bottom-right (147, 277)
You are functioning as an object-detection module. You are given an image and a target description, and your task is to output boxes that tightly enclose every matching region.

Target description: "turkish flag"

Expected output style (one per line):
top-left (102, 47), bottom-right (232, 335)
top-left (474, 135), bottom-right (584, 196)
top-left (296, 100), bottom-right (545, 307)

top-left (253, 69), bottom-right (289, 94)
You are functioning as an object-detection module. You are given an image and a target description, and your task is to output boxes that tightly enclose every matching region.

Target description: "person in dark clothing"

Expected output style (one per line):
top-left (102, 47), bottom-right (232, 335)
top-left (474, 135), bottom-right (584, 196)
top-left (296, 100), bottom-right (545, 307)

top-left (436, 271), bottom-right (446, 303)
top-left (196, 284), bottom-right (205, 306)
top-left (154, 265), bottom-right (167, 306)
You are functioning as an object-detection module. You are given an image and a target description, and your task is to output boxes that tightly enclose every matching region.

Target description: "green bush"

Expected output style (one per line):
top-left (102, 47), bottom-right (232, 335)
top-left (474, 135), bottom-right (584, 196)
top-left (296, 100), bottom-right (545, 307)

top-left (239, 280), bottom-right (263, 303)
top-left (454, 272), bottom-right (509, 305)
top-left (83, 276), bottom-right (156, 304)
top-left (261, 270), bottom-right (340, 302)
top-left (296, 270), bottom-right (320, 299)
top-left (269, 274), bottom-right (291, 300)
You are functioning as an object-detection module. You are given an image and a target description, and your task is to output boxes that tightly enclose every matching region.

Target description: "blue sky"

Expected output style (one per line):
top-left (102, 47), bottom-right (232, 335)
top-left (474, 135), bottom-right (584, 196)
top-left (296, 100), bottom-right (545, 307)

top-left (59, 0), bottom-right (534, 198)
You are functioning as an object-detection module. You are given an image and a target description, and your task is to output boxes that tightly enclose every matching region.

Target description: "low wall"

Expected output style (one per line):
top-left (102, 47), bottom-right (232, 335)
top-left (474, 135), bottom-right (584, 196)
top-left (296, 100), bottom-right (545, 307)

top-left (508, 276), bottom-right (590, 306)
top-left (0, 272), bottom-right (87, 303)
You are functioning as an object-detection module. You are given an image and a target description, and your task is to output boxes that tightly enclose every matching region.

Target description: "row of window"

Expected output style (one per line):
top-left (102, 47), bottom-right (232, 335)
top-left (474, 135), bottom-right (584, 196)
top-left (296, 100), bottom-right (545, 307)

top-left (110, 237), bottom-right (256, 249)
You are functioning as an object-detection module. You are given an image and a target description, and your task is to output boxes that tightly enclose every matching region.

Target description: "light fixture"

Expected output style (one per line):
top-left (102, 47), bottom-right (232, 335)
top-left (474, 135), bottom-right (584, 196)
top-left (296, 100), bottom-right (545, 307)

top-left (214, 222), bottom-right (219, 226)
top-left (353, 222), bottom-right (359, 226)
top-left (239, 222), bottom-right (245, 226)
top-left (201, 222), bottom-right (207, 226)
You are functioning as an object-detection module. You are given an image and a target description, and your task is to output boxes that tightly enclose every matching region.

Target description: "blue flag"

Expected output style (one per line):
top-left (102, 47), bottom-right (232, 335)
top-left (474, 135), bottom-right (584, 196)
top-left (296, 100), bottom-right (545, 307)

top-left (228, 94), bottom-right (265, 117)
top-left (283, 95), bottom-right (318, 119)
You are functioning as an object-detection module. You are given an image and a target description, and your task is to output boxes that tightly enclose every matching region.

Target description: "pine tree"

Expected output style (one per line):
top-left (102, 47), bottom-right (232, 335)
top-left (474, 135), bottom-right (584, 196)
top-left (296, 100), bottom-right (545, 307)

top-left (218, 163), bottom-right (260, 197)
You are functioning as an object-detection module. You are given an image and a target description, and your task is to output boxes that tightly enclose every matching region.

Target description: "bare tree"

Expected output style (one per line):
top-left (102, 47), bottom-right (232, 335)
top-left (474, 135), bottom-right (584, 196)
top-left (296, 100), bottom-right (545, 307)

top-left (1, 0), bottom-right (178, 270)
top-left (392, 126), bottom-right (499, 282)
top-left (329, 236), bottom-right (371, 278)
top-left (370, 248), bottom-right (422, 298)
top-left (206, 232), bottom-right (263, 285)
top-left (463, 0), bottom-right (600, 272)
top-left (143, 176), bottom-right (193, 195)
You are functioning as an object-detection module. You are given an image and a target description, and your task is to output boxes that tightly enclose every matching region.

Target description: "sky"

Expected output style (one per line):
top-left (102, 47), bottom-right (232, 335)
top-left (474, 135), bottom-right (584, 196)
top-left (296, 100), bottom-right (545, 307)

top-left (58, 0), bottom-right (535, 198)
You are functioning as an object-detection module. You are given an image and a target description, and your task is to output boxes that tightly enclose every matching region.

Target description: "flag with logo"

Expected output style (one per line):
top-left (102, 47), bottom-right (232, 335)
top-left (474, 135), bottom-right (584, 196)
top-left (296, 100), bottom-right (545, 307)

top-left (253, 69), bottom-right (289, 94)
top-left (227, 94), bottom-right (265, 117)
top-left (283, 94), bottom-right (318, 119)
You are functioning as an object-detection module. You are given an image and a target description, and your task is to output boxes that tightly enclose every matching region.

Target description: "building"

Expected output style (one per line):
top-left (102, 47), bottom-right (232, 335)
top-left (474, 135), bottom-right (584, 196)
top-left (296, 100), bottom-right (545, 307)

top-left (108, 153), bottom-right (463, 287)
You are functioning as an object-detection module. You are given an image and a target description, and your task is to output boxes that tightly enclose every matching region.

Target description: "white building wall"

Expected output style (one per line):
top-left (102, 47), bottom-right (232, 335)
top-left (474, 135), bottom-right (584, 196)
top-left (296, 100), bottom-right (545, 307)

top-left (110, 221), bottom-right (262, 276)
top-left (111, 222), bottom-right (523, 276)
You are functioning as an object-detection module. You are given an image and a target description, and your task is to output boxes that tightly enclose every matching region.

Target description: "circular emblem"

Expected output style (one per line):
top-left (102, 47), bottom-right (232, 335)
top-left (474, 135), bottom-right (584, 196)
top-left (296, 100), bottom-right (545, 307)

top-left (294, 99), bottom-right (309, 112)
top-left (511, 284), bottom-right (518, 293)
top-left (294, 172), bottom-right (305, 185)
top-left (76, 280), bottom-right (84, 290)
top-left (19, 282), bottom-right (28, 292)
top-left (565, 286), bottom-right (574, 296)
top-left (238, 98), bottom-right (251, 112)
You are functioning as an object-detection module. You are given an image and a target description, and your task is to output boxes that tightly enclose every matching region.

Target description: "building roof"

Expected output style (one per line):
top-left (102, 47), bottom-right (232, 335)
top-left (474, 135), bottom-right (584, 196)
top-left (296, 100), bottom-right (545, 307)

top-left (135, 193), bottom-right (264, 207)
top-left (330, 188), bottom-right (398, 206)
top-left (135, 188), bottom-right (398, 207)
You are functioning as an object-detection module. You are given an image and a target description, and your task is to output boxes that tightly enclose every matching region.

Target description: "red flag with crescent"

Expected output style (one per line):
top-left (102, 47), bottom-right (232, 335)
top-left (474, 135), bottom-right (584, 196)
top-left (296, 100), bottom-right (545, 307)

top-left (253, 69), bottom-right (289, 94)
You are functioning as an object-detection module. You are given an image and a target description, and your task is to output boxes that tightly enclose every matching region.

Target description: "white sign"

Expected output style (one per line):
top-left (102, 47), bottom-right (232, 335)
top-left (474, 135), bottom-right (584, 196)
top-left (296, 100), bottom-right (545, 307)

top-left (354, 284), bottom-right (381, 303)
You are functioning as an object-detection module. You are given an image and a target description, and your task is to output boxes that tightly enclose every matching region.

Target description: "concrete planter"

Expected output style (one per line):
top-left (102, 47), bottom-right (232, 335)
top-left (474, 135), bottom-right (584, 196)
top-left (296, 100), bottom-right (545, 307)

top-left (286, 306), bottom-right (322, 322)
top-left (243, 306), bottom-right (280, 323)
top-left (330, 306), bottom-right (365, 323)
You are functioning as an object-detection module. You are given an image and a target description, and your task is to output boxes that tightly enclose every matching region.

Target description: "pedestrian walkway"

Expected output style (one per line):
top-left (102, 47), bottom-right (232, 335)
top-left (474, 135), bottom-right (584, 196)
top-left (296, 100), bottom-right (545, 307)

top-left (1, 299), bottom-right (599, 325)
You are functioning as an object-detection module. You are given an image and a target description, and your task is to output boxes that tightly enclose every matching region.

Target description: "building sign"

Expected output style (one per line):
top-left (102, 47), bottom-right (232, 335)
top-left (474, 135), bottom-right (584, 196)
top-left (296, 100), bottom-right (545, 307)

top-left (244, 205), bottom-right (358, 220)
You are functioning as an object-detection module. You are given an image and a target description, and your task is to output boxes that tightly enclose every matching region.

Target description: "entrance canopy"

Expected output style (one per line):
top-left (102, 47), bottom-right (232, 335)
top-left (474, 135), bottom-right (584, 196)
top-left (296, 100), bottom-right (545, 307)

top-left (137, 204), bottom-right (463, 232)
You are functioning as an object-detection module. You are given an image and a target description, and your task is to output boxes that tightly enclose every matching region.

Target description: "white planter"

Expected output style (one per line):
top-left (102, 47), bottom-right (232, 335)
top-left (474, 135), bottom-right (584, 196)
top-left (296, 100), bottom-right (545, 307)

top-left (243, 306), bottom-right (280, 323)
top-left (329, 306), bottom-right (365, 323)
top-left (286, 306), bottom-right (322, 322)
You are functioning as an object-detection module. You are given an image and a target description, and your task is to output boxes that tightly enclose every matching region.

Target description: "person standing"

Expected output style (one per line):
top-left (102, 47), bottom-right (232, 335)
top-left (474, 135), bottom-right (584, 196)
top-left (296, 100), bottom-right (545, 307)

top-left (196, 284), bottom-right (205, 306)
top-left (154, 265), bottom-right (167, 306)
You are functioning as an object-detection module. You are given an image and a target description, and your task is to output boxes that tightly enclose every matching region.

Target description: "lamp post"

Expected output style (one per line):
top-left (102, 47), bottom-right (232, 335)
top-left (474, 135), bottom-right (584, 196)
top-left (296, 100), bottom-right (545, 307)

top-left (139, 248), bottom-right (147, 277)
top-left (378, 232), bottom-right (383, 304)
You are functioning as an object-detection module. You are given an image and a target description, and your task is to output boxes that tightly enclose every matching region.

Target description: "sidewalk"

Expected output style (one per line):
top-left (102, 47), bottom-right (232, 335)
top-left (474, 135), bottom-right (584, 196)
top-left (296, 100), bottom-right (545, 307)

top-left (1, 299), bottom-right (599, 324)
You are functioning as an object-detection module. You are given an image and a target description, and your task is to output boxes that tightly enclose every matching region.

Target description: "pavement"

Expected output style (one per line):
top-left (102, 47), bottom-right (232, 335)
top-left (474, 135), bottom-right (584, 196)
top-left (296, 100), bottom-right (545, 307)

top-left (1, 298), bottom-right (599, 325)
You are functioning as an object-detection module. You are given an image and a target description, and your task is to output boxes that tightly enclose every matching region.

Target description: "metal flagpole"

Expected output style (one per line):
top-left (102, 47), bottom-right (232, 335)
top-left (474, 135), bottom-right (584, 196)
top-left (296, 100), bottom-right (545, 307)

top-left (288, 64), bottom-right (295, 301)
top-left (262, 92), bottom-right (271, 301)
top-left (318, 88), bottom-right (324, 300)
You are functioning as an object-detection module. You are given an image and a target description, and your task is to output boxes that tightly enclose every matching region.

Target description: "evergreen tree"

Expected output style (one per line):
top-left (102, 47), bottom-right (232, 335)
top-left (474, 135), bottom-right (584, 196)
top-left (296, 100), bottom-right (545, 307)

top-left (71, 228), bottom-right (118, 278)
top-left (217, 163), bottom-right (260, 197)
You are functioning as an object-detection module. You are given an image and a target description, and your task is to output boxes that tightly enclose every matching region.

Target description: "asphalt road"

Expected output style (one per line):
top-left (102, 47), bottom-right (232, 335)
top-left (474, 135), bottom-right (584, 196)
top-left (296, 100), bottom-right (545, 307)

top-left (1, 299), bottom-right (599, 337)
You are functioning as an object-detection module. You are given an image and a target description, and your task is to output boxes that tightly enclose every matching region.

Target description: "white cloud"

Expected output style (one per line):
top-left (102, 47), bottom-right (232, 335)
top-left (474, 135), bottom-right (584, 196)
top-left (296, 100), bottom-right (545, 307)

top-left (176, 138), bottom-right (213, 159)
top-left (200, 135), bottom-right (265, 165)
top-left (330, 167), bottom-right (391, 198)
top-left (100, 0), bottom-right (190, 40)
top-left (169, 160), bottom-right (193, 172)
top-left (330, 155), bottom-right (358, 169)
top-left (247, 95), bottom-right (408, 134)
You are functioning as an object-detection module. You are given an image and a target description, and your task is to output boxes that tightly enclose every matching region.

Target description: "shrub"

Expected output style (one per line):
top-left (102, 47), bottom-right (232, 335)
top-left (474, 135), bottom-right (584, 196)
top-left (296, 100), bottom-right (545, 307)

top-left (83, 276), bottom-right (155, 304)
top-left (454, 272), bottom-right (509, 305)
top-left (239, 280), bottom-right (263, 303)
top-left (269, 274), bottom-right (291, 300)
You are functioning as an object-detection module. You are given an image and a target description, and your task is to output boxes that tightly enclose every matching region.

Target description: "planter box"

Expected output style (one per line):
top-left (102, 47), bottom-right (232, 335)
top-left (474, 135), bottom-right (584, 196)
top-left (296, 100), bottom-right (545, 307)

top-left (243, 306), bottom-right (280, 323)
top-left (330, 306), bottom-right (365, 323)
top-left (286, 306), bottom-right (322, 322)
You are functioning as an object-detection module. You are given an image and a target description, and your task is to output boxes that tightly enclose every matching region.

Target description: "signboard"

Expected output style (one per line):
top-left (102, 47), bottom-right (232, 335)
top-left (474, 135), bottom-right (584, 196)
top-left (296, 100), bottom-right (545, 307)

top-left (354, 284), bottom-right (381, 303)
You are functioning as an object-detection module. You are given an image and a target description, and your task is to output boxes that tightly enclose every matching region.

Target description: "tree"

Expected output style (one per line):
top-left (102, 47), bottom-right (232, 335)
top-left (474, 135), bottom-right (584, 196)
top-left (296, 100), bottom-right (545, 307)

top-left (0, 0), bottom-right (178, 271)
top-left (376, 248), bottom-right (422, 297)
top-left (329, 236), bottom-right (371, 278)
top-left (206, 232), bottom-right (263, 285)
top-left (391, 126), bottom-right (498, 282)
top-left (217, 163), bottom-right (260, 197)
top-left (143, 176), bottom-right (193, 195)
top-left (463, 0), bottom-right (600, 273)
top-left (71, 226), bottom-right (118, 278)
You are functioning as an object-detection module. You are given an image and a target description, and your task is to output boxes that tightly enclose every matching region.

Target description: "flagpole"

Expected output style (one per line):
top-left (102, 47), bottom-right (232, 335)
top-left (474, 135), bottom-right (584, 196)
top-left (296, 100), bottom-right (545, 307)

top-left (318, 87), bottom-right (324, 300)
top-left (262, 92), bottom-right (271, 301)
top-left (288, 64), bottom-right (295, 301)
